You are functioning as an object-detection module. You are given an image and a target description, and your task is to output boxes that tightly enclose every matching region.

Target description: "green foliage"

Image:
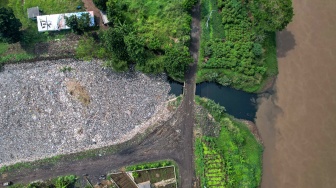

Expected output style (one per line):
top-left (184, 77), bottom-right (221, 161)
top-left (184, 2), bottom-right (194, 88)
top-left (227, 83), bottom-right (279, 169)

top-left (102, 0), bottom-right (193, 79)
top-left (54, 175), bottom-right (77, 188)
top-left (0, 7), bottom-right (22, 42)
top-left (0, 52), bottom-right (35, 64)
top-left (60, 66), bottom-right (73, 73)
top-left (65, 13), bottom-right (91, 34)
top-left (164, 45), bottom-right (192, 80)
top-left (249, 0), bottom-right (294, 32)
top-left (103, 24), bottom-right (131, 61)
top-left (197, 0), bottom-right (289, 92)
top-left (132, 172), bottom-right (140, 178)
top-left (104, 58), bottom-right (129, 72)
top-left (252, 43), bottom-right (263, 57)
top-left (0, 42), bottom-right (9, 55)
top-left (93, 0), bottom-right (108, 11)
top-left (195, 97), bottom-right (263, 188)
top-left (126, 160), bottom-right (173, 171)
top-left (76, 34), bottom-right (111, 60)
top-left (183, 0), bottom-right (198, 11)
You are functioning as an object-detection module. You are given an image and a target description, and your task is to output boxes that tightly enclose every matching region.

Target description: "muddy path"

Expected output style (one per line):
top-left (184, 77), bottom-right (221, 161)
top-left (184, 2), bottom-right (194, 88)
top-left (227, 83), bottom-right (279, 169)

top-left (256, 0), bottom-right (336, 187)
top-left (0, 3), bottom-right (201, 188)
top-left (82, 0), bottom-right (108, 29)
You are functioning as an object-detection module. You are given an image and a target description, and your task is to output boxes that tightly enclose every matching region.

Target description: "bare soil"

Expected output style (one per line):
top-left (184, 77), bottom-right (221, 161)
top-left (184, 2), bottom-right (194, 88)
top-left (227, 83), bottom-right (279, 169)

top-left (82, 0), bottom-right (108, 29)
top-left (256, 0), bottom-right (336, 187)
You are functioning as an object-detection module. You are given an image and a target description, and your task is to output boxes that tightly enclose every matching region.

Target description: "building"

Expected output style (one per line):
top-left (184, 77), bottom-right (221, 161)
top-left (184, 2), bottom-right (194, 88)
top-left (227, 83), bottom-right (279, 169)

top-left (27, 7), bottom-right (40, 20)
top-left (137, 181), bottom-right (151, 188)
top-left (36, 11), bottom-right (95, 32)
top-left (99, 10), bottom-right (109, 25)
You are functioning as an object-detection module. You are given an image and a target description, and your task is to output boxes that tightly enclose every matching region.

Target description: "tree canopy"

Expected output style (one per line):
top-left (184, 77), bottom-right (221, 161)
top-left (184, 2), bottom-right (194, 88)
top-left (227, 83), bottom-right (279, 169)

top-left (93, 0), bottom-right (108, 11)
top-left (65, 13), bottom-right (91, 34)
top-left (0, 7), bottom-right (22, 42)
top-left (250, 0), bottom-right (294, 32)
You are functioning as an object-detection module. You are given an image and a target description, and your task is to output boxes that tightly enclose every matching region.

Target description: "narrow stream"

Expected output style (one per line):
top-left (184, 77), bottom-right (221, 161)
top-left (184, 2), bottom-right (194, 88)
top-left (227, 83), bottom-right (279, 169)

top-left (169, 81), bottom-right (257, 121)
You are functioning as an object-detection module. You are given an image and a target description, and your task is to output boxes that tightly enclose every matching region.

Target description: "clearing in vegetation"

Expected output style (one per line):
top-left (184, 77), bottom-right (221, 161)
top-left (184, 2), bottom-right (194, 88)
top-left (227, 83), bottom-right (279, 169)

top-left (195, 97), bottom-right (263, 187)
top-left (197, 0), bottom-right (287, 92)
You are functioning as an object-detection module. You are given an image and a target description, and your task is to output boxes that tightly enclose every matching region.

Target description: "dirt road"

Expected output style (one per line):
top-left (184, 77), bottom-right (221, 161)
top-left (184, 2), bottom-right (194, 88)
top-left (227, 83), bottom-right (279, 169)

top-left (256, 0), bottom-right (336, 187)
top-left (82, 0), bottom-right (107, 29)
top-left (0, 4), bottom-right (201, 188)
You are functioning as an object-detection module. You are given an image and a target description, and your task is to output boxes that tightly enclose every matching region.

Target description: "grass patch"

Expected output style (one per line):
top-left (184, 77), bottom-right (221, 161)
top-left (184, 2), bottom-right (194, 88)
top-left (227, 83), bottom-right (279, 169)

top-left (0, 42), bottom-right (9, 55)
top-left (125, 160), bottom-right (175, 171)
top-left (195, 96), bottom-right (263, 187)
top-left (8, 0), bottom-right (83, 29)
top-left (263, 32), bottom-right (278, 77)
top-left (0, 52), bottom-right (35, 64)
top-left (76, 33), bottom-right (111, 60)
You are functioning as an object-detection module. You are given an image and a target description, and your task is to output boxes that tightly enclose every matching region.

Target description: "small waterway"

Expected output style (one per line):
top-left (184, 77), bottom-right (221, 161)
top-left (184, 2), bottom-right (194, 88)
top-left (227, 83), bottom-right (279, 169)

top-left (169, 81), bottom-right (257, 121)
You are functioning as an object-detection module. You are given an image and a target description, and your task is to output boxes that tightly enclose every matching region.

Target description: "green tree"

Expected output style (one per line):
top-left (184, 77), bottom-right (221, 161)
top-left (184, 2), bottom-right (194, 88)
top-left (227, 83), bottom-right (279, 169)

top-left (250, 0), bottom-right (294, 32)
top-left (93, 0), bottom-right (108, 11)
top-left (0, 7), bottom-right (22, 42)
top-left (182, 0), bottom-right (198, 11)
top-left (65, 13), bottom-right (91, 34)
top-left (124, 32), bottom-right (146, 64)
top-left (103, 25), bottom-right (130, 60)
top-left (106, 0), bottom-right (125, 25)
top-left (164, 45), bottom-right (192, 79)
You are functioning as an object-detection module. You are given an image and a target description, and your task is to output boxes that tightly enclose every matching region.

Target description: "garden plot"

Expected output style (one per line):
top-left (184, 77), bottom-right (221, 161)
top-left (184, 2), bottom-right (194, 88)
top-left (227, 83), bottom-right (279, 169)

top-left (0, 59), bottom-right (173, 167)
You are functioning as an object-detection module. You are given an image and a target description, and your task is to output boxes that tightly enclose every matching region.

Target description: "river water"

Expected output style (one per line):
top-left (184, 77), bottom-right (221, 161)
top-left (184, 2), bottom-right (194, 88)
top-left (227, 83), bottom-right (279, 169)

top-left (256, 0), bottom-right (336, 187)
top-left (169, 81), bottom-right (257, 121)
top-left (170, 1), bottom-right (336, 186)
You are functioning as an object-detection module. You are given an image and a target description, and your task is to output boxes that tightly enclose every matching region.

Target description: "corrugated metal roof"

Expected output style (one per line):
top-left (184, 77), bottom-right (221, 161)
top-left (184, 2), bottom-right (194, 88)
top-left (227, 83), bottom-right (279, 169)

top-left (27, 7), bottom-right (40, 19)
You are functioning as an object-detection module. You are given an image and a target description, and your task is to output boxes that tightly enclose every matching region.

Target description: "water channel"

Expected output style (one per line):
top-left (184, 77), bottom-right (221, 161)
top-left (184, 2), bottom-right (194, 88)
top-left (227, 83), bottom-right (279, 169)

top-left (169, 81), bottom-right (258, 122)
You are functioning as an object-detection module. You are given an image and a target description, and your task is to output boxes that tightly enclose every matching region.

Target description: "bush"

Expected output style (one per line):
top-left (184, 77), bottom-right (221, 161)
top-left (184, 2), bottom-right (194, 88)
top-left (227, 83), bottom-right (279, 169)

top-left (0, 7), bottom-right (22, 42)
top-left (132, 172), bottom-right (140, 178)
top-left (183, 0), bottom-right (198, 11)
top-left (252, 43), bottom-right (263, 56)
top-left (65, 13), bottom-right (91, 34)
top-left (93, 0), bottom-right (108, 11)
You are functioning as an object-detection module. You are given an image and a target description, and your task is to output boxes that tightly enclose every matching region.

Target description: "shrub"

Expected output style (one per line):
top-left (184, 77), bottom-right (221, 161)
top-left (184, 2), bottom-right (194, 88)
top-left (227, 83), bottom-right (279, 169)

top-left (252, 43), bottom-right (263, 56)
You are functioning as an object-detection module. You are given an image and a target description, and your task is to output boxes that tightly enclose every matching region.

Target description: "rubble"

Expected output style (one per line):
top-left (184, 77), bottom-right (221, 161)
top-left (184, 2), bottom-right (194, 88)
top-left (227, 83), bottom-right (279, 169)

top-left (0, 59), bottom-right (173, 167)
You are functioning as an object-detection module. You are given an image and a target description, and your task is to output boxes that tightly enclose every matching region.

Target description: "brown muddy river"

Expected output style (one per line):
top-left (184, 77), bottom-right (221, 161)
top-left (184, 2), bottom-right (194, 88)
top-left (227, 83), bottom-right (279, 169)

top-left (256, 0), bottom-right (336, 187)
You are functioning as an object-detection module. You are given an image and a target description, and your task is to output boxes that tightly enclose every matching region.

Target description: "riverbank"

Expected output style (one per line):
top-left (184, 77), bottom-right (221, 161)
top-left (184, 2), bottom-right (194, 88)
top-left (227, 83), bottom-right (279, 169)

top-left (0, 59), bottom-right (174, 167)
top-left (194, 97), bottom-right (263, 187)
top-left (256, 0), bottom-right (336, 187)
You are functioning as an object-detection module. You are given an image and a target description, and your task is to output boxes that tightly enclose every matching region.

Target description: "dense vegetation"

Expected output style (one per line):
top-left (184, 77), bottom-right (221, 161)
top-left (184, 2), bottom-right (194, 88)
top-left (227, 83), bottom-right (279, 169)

top-left (65, 13), bottom-right (91, 34)
top-left (198, 0), bottom-right (293, 92)
top-left (99, 0), bottom-right (197, 79)
top-left (195, 97), bottom-right (263, 187)
top-left (0, 7), bottom-right (22, 42)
